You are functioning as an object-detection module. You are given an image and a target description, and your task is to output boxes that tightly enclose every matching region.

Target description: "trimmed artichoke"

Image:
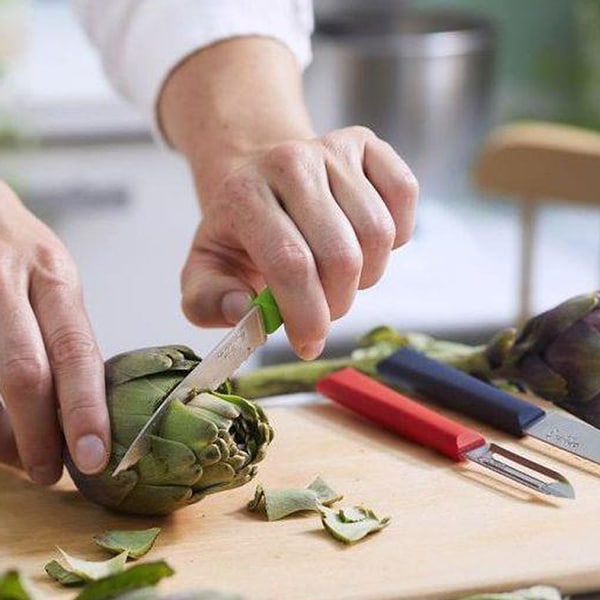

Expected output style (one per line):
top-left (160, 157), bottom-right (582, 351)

top-left (66, 346), bottom-right (273, 516)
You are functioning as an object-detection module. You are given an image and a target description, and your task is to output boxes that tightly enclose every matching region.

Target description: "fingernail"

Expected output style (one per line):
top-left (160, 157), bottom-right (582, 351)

top-left (299, 340), bottom-right (325, 361)
top-left (75, 435), bottom-right (107, 474)
top-left (222, 291), bottom-right (253, 324)
top-left (29, 463), bottom-right (61, 486)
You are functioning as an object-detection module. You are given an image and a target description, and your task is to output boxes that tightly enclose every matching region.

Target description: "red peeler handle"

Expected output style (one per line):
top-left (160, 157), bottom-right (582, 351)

top-left (316, 368), bottom-right (486, 462)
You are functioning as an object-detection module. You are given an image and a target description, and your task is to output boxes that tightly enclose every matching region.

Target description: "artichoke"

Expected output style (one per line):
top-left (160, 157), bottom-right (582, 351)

top-left (232, 292), bottom-right (600, 429)
top-left (484, 291), bottom-right (600, 427)
top-left (66, 346), bottom-right (273, 516)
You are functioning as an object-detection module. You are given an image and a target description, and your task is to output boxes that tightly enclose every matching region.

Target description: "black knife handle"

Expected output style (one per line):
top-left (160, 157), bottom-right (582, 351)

top-left (377, 348), bottom-right (546, 437)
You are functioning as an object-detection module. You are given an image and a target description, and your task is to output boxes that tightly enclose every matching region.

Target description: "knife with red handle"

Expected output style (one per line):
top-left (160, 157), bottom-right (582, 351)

top-left (316, 368), bottom-right (574, 499)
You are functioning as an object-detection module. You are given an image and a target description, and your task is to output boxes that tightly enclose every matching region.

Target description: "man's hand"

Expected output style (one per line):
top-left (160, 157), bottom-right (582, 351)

top-left (0, 182), bottom-right (109, 483)
top-left (160, 37), bottom-right (418, 360)
top-left (180, 128), bottom-right (417, 359)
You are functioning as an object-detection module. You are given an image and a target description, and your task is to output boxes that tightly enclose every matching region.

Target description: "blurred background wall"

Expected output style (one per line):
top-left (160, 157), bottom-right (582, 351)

top-left (0, 0), bottom-right (599, 365)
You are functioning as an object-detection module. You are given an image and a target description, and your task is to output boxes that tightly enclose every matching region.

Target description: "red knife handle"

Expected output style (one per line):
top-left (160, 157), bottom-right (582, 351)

top-left (316, 368), bottom-right (486, 462)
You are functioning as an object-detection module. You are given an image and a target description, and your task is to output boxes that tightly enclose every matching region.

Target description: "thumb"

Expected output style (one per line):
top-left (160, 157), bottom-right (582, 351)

top-left (181, 251), bottom-right (258, 327)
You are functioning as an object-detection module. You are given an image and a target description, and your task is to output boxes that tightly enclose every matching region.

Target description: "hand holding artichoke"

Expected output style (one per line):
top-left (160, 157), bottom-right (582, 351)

top-left (66, 346), bottom-right (273, 516)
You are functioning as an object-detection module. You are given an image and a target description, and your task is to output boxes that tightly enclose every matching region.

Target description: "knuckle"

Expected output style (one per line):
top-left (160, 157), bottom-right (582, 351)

top-left (33, 244), bottom-right (78, 291)
top-left (345, 125), bottom-right (377, 141)
top-left (321, 132), bottom-right (346, 157)
top-left (0, 354), bottom-right (48, 392)
top-left (359, 214), bottom-right (396, 252)
top-left (48, 329), bottom-right (97, 368)
top-left (321, 243), bottom-right (362, 281)
top-left (389, 166), bottom-right (420, 205)
top-left (263, 142), bottom-right (316, 182)
top-left (267, 242), bottom-right (312, 281)
top-left (403, 171), bottom-right (420, 202)
top-left (323, 127), bottom-right (377, 162)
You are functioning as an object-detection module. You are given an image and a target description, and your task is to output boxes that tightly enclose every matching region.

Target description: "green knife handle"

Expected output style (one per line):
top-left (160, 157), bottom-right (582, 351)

top-left (253, 288), bottom-right (283, 334)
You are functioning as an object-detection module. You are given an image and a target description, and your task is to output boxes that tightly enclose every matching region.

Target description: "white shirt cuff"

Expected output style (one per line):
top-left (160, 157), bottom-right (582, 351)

top-left (72, 0), bottom-right (314, 147)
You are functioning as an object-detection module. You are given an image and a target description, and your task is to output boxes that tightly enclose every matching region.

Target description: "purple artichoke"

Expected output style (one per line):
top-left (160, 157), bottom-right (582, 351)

top-left (485, 292), bottom-right (600, 427)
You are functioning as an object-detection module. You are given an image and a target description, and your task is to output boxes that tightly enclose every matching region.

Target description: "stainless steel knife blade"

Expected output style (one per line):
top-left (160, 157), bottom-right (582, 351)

top-left (526, 411), bottom-right (600, 465)
top-left (112, 289), bottom-right (281, 476)
top-left (377, 348), bottom-right (600, 467)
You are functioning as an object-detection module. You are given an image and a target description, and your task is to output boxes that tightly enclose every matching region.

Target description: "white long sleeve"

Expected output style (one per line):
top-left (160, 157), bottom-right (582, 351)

top-left (71, 0), bottom-right (314, 134)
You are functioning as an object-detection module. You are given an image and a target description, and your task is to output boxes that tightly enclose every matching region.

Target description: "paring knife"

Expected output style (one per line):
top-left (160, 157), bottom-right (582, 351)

top-left (377, 347), bottom-right (600, 466)
top-left (316, 367), bottom-right (575, 499)
top-left (112, 288), bottom-right (282, 476)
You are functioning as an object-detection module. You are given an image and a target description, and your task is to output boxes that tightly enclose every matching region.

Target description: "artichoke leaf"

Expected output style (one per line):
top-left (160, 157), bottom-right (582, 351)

top-left (193, 463), bottom-right (236, 490)
top-left (119, 485), bottom-right (193, 516)
top-left (57, 549), bottom-right (129, 581)
top-left (187, 406), bottom-right (233, 431)
top-left (510, 293), bottom-right (598, 359)
top-left (545, 320), bottom-right (600, 402)
top-left (106, 346), bottom-right (200, 386)
top-left (113, 589), bottom-right (244, 600)
top-left (511, 356), bottom-right (568, 402)
top-left (248, 476), bottom-right (342, 520)
top-left (187, 393), bottom-right (241, 420)
top-left (159, 401), bottom-right (219, 455)
top-left (307, 476), bottom-right (343, 506)
top-left (74, 561), bottom-right (174, 600)
top-left (44, 560), bottom-right (86, 587)
top-left (318, 505), bottom-right (390, 544)
top-left (457, 586), bottom-right (561, 600)
top-left (110, 413), bottom-right (158, 449)
top-left (94, 528), bottom-right (162, 560)
top-left (64, 448), bottom-right (138, 510)
top-left (136, 437), bottom-right (201, 486)
top-left (0, 570), bottom-right (41, 600)
top-left (257, 487), bottom-right (318, 521)
top-left (111, 374), bottom-right (179, 413)
top-left (195, 444), bottom-right (221, 466)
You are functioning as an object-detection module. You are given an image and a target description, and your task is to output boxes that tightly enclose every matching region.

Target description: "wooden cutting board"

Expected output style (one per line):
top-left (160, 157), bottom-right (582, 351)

top-left (2, 396), bottom-right (600, 600)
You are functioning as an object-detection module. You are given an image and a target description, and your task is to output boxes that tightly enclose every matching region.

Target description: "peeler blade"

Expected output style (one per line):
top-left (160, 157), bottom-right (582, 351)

top-left (466, 442), bottom-right (575, 499)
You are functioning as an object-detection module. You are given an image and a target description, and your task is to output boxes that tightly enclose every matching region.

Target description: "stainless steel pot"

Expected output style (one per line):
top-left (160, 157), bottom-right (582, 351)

top-left (304, 6), bottom-right (496, 196)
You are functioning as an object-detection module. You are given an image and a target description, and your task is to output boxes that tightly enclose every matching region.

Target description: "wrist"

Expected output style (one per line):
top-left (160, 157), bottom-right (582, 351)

top-left (157, 37), bottom-right (315, 201)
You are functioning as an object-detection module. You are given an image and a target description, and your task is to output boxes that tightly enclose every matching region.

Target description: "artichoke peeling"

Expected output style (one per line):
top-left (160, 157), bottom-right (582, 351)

top-left (66, 346), bottom-right (273, 516)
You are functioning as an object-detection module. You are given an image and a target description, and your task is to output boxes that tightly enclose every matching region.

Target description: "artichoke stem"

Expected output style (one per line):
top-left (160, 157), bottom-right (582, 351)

top-left (231, 339), bottom-right (494, 400)
top-left (435, 346), bottom-right (494, 380)
top-left (231, 357), bottom-right (380, 400)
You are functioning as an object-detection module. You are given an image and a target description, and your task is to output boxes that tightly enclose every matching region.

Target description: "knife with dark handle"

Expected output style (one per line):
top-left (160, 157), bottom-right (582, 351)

top-left (317, 367), bottom-right (574, 499)
top-left (377, 348), bottom-right (600, 465)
